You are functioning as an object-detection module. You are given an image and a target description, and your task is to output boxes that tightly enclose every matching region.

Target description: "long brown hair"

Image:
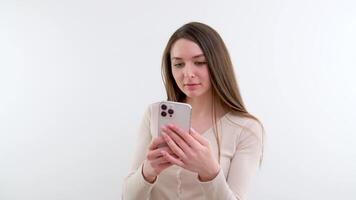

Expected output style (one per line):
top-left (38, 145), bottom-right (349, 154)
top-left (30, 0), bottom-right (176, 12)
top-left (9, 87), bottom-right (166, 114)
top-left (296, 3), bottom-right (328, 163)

top-left (161, 22), bottom-right (264, 166)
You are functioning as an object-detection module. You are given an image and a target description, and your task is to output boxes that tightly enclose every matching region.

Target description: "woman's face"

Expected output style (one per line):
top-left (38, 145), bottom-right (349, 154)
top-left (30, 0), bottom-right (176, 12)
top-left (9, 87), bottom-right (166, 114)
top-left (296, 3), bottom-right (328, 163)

top-left (170, 38), bottom-right (212, 100)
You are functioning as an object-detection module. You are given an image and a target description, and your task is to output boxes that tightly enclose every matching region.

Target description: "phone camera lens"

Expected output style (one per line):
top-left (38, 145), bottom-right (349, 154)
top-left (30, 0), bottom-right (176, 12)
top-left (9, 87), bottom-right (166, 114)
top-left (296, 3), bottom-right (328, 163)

top-left (161, 111), bottom-right (167, 117)
top-left (168, 109), bottom-right (174, 115)
top-left (161, 104), bottom-right (167, 110)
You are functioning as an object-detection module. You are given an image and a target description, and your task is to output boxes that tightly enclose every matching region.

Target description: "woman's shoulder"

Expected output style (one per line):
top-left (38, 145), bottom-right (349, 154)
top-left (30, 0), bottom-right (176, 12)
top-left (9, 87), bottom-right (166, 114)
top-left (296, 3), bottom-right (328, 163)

top-left (224, 112), bottom-right (264, 137)
top-left (145, 102), bottom-right (160, 112)
top-left (140, 102), bottom-right (160, 119)
top-left (145, 102), bottom-right (159, 114)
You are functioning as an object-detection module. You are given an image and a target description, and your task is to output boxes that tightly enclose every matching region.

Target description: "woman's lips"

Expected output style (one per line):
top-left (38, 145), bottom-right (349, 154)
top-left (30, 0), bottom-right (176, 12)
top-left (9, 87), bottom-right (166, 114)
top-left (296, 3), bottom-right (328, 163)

top-left (185, 83), bottom-right (201, 90)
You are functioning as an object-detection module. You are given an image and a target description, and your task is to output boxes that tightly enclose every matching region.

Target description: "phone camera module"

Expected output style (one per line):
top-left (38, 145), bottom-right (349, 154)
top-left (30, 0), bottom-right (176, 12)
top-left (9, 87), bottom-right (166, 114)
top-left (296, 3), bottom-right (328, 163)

top-left (161, 104), bottom-right (167, 110)
top-left (161, 111), bottom-right (167, 117)
top-left (168, 109), bottom-right (174, 115)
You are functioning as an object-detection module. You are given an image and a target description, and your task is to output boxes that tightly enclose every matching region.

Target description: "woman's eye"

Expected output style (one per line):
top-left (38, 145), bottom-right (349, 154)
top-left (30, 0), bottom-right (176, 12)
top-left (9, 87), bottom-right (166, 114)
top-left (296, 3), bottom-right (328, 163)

top-left (173, 63), bottom-right (184, 67)
top-left (195, 61), bottom-right (207, 66)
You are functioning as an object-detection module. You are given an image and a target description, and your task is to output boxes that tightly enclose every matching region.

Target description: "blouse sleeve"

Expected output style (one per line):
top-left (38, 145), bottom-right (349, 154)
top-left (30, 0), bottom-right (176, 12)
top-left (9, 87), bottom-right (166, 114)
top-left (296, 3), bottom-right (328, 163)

top-left (122, 105), bottom-right (156, 200)
top-left (198, 119), bottom-right (263, 200)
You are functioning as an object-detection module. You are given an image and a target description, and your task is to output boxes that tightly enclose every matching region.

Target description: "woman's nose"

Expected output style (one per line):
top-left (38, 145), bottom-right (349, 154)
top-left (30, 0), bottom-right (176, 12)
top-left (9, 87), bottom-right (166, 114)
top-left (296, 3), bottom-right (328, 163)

top-left (183, 63), bottom-right (195, 78)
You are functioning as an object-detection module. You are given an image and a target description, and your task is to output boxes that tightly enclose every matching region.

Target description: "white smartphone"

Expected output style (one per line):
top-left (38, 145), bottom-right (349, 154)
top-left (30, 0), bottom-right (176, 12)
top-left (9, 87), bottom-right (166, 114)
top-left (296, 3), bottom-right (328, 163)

top-left (157, 101), bottom-right (192, 136)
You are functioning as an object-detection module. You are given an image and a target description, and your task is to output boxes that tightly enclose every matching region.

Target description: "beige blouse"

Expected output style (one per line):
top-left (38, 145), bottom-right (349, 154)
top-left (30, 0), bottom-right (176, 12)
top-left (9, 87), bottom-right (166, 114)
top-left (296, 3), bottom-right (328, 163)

top-left (122, 103), bottom-right (263, 200)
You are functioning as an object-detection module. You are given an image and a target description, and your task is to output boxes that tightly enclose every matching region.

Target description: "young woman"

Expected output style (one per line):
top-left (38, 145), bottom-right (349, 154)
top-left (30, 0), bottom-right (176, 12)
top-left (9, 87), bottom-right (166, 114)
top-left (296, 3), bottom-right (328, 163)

top-left (123, 22), bottom-right (264, 200)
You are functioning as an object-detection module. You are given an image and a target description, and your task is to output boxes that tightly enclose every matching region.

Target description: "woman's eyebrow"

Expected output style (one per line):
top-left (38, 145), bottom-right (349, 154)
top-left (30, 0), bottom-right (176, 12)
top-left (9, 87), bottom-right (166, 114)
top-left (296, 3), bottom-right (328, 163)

top-left (171, 57), bottom-right (182, 60)
top-left (192, 54), bottom-right (204, 58)
top-left (171, 54), bottom-right (205, 60)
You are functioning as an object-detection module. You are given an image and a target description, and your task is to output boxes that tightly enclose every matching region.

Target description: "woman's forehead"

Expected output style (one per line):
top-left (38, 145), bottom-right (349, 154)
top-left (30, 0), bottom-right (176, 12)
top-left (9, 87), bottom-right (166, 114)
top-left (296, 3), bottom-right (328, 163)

top-left (170, 38), bottom-right (205, 59)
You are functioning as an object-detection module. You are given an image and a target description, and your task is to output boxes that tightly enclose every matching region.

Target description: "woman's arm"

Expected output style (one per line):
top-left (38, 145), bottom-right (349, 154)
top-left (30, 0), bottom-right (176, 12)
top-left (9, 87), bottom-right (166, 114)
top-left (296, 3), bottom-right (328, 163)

top-left (122, 106), bottom-right (154, 200)
top-left (160, 118), bottom-right (263, 200)
top-left (198, 119), bottom-right (263, 200)
top-left (122, 104), bottom-right (175, 200)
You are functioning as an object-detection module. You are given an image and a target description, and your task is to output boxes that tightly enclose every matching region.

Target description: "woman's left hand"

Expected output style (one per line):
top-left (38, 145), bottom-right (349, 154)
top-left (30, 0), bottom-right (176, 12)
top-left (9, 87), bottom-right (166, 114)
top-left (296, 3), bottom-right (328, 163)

top-left (160, 124), bottom-right (220, 182)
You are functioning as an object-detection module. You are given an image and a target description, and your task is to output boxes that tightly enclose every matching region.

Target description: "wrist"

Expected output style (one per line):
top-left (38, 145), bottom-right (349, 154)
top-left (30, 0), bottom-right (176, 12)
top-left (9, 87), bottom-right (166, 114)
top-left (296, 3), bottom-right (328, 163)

top-left (198, 165), bottom-right (220, 182)
top-left (142, 161), bottom-right (157, 183)
top-left (143, 173), bottom-right (157, 183)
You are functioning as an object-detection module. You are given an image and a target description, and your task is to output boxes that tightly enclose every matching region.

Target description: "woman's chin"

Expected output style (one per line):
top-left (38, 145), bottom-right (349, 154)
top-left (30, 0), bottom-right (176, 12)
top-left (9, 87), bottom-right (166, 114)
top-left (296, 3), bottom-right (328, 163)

top-left (184, 91), bottom-right (204, 99)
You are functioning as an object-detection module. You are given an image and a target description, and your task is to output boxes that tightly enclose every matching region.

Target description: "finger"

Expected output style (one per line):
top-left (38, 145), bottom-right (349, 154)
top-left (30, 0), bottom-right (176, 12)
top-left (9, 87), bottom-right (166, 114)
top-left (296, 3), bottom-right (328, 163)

top-left (161, 131), bottom-right (187, 160)
top-left (160, 149), bottom-right (180, 159)
top-left (161, 151), bottom-right (185, 168)
top-left (147, 147), bottom-right (174, 160)
top-left (190, 128), bottom-right (209, 146)
top-left (167, 124), bottom-right (201, 149)
top-left (162, 126), bottom-right (190, 153)
top-left (149, 136), bottom-right (166, 150)
top-left (158, 162), bottom-right (173, 169)
top-left (151, 156), bottom-right (171, 166)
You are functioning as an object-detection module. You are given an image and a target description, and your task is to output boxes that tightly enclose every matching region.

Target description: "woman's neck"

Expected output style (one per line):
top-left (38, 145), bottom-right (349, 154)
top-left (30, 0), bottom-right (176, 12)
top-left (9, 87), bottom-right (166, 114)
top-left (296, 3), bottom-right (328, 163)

top-left (185, 93), bottom-right (225, 120)
top-left (185, 96), bottom-right (213, 119)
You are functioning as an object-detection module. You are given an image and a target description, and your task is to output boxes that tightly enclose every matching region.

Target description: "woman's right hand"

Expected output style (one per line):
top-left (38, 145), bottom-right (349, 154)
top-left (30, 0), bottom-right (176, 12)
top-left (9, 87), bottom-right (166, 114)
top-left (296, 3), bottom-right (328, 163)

top-left (142, 136), bottom-right (175, 183)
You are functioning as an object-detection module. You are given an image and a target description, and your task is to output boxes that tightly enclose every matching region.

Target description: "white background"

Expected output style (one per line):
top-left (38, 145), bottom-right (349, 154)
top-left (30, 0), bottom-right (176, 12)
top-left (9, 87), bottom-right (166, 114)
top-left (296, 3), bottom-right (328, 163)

top-left (1, 0), bottom-right (355, 199)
